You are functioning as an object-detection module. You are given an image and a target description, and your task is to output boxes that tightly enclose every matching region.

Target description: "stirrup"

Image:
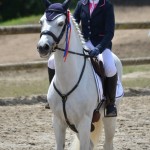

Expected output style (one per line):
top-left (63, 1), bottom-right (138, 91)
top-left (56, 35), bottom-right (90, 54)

top-left (104, 104), bottom-right (117, 117)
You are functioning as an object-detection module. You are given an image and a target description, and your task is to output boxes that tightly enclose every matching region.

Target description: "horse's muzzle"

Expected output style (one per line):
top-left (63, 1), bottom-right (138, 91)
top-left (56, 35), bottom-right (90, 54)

top-left (37, 43), bottom-right (50, 57)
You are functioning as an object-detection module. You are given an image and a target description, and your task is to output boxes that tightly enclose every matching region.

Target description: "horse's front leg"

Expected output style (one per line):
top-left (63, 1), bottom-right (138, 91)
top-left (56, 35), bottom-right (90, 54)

top-left (78, 116), bottom-right (94, 150)
top-left (53, 115), bottom-right (67, 150)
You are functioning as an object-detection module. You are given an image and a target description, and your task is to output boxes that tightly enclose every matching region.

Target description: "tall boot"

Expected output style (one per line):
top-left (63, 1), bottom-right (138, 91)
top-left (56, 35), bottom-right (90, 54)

top-left (45, 67), bottom-right (55, 109)
top-left (48, 67), bottom-right (55, 84)
top-left (105, 73), bottom-right (118, 117)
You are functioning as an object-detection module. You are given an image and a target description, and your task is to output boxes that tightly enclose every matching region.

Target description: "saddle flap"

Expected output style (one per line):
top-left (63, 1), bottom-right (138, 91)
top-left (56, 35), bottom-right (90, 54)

top-left (90, 58), bottom-right (105, 86)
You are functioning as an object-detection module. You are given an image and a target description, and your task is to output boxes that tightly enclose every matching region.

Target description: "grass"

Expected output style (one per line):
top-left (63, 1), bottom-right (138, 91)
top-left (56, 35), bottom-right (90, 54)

top-left (0, 9), bottom-right (74, 26)
top-left (123, 64), bottom-right (150, 74)
top-left (122, 78), bottom-right (150, 89)
top-left (0, 65), bottom-right (149, 98)
top-left (0, 15), bottom-right (42, 26)
top-left (0, 79), bottom-right (49, 98)
top-left (122, 64), bottom-right (150, 89)
top-left (0, 69), bottom-right (49, 98)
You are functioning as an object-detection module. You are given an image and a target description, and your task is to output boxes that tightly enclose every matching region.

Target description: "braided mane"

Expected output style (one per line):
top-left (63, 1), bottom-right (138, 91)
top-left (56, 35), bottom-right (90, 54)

top-left (69, 13), bottom-right (86, 47)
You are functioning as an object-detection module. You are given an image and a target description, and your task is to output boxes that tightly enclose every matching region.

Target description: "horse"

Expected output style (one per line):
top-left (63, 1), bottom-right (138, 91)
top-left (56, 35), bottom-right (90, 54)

top-left (37, 0), bottom-right (123, 149)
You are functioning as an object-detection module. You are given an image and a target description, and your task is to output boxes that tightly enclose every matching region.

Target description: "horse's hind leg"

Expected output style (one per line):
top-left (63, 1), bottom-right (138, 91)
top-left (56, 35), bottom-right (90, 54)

top-left (53, 115), bottom-right (67, 150)
top-left (78, 116), bottom-right (94, 150)
top-left (103, 117), bottom-right (117, 150)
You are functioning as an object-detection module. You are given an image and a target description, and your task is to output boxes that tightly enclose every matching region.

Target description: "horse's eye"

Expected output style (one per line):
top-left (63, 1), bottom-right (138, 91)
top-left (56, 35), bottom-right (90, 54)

top-left (58, 21), bottom-right (64, 27)
top-left (39, 20), bottom-right (43, 25)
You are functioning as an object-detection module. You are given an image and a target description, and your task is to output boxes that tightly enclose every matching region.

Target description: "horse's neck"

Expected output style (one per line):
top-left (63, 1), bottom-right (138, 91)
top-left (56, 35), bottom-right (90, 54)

top-left (54, 21), bottom-right (87, 93)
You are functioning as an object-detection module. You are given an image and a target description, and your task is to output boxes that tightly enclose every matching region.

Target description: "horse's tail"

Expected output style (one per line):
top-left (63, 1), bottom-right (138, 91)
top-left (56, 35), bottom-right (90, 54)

top-left (70, 119), bottom-right (103, 150)
top-left (70, 135), bottom-right (80, 150)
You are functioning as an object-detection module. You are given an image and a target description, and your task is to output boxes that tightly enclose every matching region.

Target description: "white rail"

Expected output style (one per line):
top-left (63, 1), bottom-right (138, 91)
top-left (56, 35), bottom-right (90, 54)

top-left (0, 57), bottom-right (150, 71)
top-left (0, 22), bottom-right (150, 35)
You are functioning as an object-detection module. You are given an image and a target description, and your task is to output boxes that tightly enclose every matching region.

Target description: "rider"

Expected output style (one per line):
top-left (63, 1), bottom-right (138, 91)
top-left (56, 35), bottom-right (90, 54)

top-left (47, 0), bottom-right (117, 117)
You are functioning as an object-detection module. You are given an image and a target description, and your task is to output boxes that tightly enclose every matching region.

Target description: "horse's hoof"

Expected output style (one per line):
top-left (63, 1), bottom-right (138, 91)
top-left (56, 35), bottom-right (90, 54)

top-left (45, 103), bottom-right (50, 109)
top-left (91, 123), bottom-right (95, 132)
top-left (92, 110), bottom-right (100, 123)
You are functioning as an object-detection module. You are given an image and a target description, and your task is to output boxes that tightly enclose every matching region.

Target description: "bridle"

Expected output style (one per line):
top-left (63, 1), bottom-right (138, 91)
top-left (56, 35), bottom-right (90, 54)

top-left (40, 11), bottom-right (90, 57)
top-left (40, 18), bottom-right (67, 45)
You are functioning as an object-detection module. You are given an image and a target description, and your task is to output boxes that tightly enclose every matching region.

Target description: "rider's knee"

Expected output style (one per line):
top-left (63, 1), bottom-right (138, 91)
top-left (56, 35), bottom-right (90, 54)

top-left (48, 54), bottom-right (55, 69)
top-left (102, 49), bottom-right (117, 77)
top-left (105, 64), bottom-right (117, 77)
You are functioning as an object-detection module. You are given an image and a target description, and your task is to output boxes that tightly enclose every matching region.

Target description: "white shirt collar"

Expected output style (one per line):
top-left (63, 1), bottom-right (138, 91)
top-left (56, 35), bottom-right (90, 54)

top-left (89, 0), bottom-right (99, 4)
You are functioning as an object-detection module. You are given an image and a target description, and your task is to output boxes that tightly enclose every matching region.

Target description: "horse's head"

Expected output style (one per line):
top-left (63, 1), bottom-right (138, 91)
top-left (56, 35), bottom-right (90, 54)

top-left (37, 0), bottom-right (71, 57)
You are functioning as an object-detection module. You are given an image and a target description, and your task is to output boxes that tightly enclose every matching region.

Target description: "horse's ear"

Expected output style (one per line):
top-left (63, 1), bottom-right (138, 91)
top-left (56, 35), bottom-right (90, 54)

top-left (62, 0), bottom-right (71, 10)
top-left (42, 0), bottom-right (51, 8)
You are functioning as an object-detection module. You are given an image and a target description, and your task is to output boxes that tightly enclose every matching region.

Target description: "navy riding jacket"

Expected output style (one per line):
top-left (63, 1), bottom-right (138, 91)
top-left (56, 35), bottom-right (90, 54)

top-left (73, 0), bottom-right (115, 52)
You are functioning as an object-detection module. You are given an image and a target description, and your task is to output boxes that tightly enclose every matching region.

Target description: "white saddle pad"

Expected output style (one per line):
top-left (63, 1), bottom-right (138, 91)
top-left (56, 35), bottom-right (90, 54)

top-left (93, 69), bottom-right (124, 103)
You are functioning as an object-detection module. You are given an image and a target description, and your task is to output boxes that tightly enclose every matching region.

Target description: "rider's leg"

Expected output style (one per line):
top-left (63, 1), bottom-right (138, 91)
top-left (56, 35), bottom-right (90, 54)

top-left (48, 67), bottom-right (55, 84)
top-left (45, 54), bottom-right (55, 109)
top-left (101, 49), bottom-right (117, 117)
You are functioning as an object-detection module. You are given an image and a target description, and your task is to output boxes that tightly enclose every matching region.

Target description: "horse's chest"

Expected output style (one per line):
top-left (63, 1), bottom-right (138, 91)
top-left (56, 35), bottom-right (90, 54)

top-left (52, 97), bottom-right (84, 123)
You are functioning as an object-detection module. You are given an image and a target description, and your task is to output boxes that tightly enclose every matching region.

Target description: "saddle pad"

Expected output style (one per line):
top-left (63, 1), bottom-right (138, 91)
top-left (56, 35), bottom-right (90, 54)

top-left (93, 68), bottom-right (124, 103)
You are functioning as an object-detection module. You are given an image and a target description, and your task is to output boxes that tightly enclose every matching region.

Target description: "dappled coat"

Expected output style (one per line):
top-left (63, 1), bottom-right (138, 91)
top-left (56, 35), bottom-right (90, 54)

top-left (73, 0), bottom-right (115, 51)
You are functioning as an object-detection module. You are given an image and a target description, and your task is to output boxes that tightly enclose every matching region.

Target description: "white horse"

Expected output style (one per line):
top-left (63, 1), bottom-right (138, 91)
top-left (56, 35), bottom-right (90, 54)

top-left (37, 0), bottom-right (123, 149)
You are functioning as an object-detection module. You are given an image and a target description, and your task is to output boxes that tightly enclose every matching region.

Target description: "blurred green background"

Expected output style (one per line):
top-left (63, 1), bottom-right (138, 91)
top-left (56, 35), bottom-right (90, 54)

top-left (0, 0), bottom-right (150, 22)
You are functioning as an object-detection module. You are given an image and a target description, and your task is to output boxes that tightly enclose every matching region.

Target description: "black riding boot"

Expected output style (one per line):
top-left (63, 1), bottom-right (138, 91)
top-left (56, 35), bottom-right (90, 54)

top-left (105, 73), bottom-right (118, 117)
top-left (48, 67), bottom-right (55, 84)
top-left (45, 67), bottom-right (55, 109)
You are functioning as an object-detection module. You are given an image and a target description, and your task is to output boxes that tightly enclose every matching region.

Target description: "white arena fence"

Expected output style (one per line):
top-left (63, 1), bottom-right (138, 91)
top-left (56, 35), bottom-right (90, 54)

top-left (0, 22), bottom-right (150, 35)
top-left (0, 57), bottom-right (150, 71)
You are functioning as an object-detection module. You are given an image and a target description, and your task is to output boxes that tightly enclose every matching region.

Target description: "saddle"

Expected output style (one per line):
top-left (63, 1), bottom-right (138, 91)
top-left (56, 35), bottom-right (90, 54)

top-left (90, 58), bottom-right (106, 126)
top-left (90, 57), bottom-right (106, 90)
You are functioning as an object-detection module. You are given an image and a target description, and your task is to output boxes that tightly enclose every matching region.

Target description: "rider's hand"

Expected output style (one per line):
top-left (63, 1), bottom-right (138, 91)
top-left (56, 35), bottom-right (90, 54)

top-left (89, 47), bottom-right (100, 57)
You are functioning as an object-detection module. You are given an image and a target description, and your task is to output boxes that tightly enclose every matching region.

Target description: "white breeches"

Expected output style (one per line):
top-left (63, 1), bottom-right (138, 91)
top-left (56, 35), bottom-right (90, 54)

top-left (97, 49), bottom-right (117, 77)
top-left (85, 40), bottom-right (117, 77)
top-left (48, 41), bottom-right (117, 77)
top-left (48, 54), bottom-right (55, 69)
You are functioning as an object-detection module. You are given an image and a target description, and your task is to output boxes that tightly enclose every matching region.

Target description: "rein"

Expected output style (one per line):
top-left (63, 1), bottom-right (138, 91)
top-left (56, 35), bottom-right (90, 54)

top-left (54, 46), bottom-right (91, 58)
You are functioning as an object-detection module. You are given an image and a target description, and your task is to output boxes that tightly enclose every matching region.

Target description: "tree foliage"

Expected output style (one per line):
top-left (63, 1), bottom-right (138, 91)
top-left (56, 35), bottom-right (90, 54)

top-left (0, 0), bottom-right (78, 21)
top-left (0, 0), bottom-right (150, 21)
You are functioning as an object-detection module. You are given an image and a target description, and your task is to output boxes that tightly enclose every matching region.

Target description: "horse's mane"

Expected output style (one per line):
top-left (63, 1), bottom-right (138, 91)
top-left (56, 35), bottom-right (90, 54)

top-left (70, 14), bottom-right (86, 47)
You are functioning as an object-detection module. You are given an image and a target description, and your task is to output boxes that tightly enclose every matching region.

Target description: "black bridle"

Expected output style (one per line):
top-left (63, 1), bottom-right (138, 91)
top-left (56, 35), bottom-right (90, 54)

top-left (40, 18), bottom-right (67, 44)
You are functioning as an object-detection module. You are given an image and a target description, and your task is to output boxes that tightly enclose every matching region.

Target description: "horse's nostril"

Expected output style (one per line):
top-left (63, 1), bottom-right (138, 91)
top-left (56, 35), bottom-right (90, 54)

top-left (38, 45), bottom-right (43, 51)
top-left (44, 44), bottom-right (50, 50)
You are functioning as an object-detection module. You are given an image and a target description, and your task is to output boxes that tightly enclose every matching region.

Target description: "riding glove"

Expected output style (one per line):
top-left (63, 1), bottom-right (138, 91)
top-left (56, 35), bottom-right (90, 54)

top-left (89, 47), bottom-right (100, 57)
top-left (89, 44), bottom-right (104, 57)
